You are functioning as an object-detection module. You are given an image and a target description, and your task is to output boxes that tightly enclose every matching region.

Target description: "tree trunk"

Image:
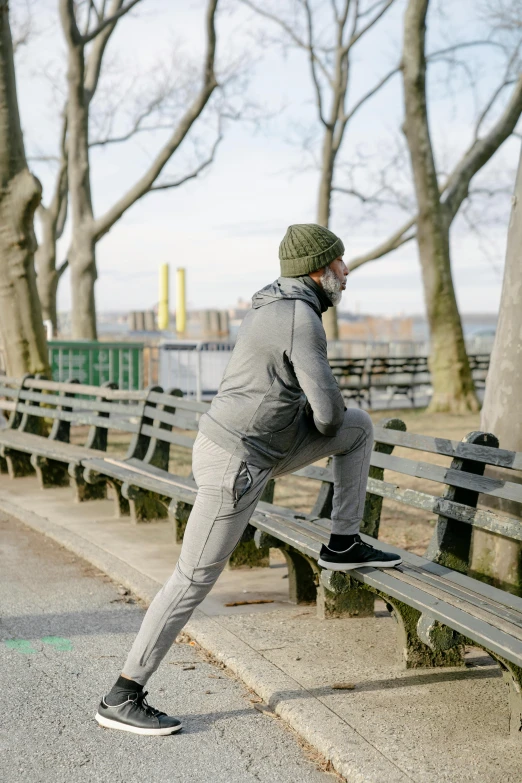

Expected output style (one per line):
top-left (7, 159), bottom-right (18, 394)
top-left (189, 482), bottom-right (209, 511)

top-left (69, 238), bottom-right (97, 339)
top-left (35, 207), bottom-right (59, 333)
top-left (470, 148), bottom-right (522, 595)
top-left (62, 11), bottom-right (98, 339)
top-left (317, 129), bottom-right (339, 341)
top-left (402, 0), bottom-right (479, 413)
top-left (0, 1), bottom-right (49, 376)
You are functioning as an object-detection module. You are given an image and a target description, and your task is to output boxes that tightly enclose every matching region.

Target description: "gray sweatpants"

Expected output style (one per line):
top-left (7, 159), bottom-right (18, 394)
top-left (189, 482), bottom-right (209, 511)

top-left (123, 408), bottom-right (373, 684)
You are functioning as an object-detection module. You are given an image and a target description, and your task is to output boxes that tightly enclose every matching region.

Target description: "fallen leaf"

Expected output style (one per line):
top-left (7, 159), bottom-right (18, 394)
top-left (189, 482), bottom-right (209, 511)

top-left (224, 599), bottom-right (275, 607)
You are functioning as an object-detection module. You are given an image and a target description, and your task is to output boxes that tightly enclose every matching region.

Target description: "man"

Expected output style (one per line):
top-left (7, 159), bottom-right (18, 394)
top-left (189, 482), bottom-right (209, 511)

top-left (95, 223), bottom-right (401, 736)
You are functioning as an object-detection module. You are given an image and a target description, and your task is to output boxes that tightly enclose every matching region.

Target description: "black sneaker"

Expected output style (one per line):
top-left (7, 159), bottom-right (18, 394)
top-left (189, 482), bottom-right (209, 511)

top-left (95, 690), bottom-right (182, 736)
top-left (318, 535), bottom-right (402, 571)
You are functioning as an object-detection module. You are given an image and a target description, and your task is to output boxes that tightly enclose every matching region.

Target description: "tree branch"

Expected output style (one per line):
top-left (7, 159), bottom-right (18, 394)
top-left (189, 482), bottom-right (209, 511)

top-left (50, 111), bottom-right (69, 237)
top-left (81, 0), bottom-right (142, 45)
top-left (149, 130), bottom-right (223, 191)
top-left (347, 0), bottom-right (396, 51)
top-left (301, 0), bottom-right (328, 127)
top-left (442, 74), bottom-right (522, 221)
top-left (346, 217), bottom-right (417, 271)
top-left (57, 258), bottom-right (69, 279)
top-left (342, 63), bottom-right (399, 124)
top-left (92, 0), bottom-right (219, 242)
top-left (84, 0), bottom-right (143, 102)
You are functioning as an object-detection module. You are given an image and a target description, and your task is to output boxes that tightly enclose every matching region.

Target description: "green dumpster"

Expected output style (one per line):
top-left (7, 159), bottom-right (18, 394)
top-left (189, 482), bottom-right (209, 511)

top-left (48, 341), bottom-right (143, 389)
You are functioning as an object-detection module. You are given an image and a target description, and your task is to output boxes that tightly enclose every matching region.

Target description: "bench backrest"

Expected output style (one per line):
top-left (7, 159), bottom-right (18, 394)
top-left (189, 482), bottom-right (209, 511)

top-left (294, 418), bottom-right (522, 582)
top-left (0, 376), bottom-right (162, 460)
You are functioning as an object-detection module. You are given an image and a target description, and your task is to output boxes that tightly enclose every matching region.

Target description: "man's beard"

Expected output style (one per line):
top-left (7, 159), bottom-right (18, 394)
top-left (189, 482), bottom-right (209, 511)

top-left (321, 265), bottom-right (343, 306)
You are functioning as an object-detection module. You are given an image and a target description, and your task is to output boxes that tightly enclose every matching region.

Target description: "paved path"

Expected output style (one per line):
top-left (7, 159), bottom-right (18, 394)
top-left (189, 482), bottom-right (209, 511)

top-left (0, 514), bottom-right (334, 783)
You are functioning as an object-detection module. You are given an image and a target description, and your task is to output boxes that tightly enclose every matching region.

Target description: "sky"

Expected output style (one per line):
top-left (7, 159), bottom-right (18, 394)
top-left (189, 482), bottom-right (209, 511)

top-left (14, 0), bottom-right (521, 317)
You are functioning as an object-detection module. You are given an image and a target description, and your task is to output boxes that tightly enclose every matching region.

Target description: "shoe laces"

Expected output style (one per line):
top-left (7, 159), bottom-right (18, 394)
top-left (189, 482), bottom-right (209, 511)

top-left (131, 691), bottom-right (163, 718)
top-left (357, 536), bottom-right (378, 552)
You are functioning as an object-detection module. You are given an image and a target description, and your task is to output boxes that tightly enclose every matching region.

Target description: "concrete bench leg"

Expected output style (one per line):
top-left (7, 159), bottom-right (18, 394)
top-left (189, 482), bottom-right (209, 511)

top-left (106, 479), bottom-right (130, 518)
top-left (3, 448), bottom-right (35, 479)
top-left (385, 598), bottom-right (465, 668)
top-left (254, 533), bottom-right (316, 603)
top-left (84, 467), bottom-right (129, 517)
top-left (319, 570), bottom-right (375, 618)
top-left (122, 484), bottom-right (169, 524)
top-left (169, 498), bottom-right (192, 542)
top-left (492, 657), bottom-right (522, 739)
top-left (69, 464), bottom-right (107, 502)
top-left (30, 455), bottom-right (70, 489)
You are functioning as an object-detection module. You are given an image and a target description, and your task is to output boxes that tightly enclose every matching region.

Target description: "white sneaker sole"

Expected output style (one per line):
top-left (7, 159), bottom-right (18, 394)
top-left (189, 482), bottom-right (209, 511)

top-left (318, 557), bottom-right (402, 571)
top-left (95, 712), bottom-right (182, 735)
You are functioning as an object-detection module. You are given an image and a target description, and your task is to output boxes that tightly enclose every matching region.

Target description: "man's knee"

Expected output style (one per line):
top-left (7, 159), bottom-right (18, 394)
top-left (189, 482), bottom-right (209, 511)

top-left (176, 555), bottom-right (228, 588)
top-left (343, 407), bottom-right (373, 440)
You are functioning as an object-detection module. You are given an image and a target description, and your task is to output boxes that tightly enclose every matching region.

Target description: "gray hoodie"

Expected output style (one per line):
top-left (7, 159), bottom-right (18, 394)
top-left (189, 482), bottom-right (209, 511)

top-left (198, 276), bottom-right (345, 468)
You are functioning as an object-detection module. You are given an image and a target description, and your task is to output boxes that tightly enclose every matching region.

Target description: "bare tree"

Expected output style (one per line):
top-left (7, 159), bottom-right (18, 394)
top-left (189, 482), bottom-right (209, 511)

top-left (59, 0), bottom-right (222, 339)
top-left (0, 0), bottom-right (49, 376)
top-left (471, 146), bottom-right (522, 593)
top-left (400, 0), bottom-right (482, 413)
top-left (240, 0), bottom-right (400, 339)
top-left (340, 1), bottom-right (522, 412)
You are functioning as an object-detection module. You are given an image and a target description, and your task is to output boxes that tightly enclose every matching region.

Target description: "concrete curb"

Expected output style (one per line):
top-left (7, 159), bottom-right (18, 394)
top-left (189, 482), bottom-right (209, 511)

top-left (1, 497), bottom-right (410, 783)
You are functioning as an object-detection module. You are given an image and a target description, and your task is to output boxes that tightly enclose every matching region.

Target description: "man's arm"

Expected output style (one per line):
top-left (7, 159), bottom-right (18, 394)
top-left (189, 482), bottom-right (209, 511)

top-left (290, 301), bottom-right (345, 436)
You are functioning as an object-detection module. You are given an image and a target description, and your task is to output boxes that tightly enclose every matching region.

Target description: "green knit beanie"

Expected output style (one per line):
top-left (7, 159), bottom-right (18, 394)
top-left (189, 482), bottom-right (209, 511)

top-left (279, 223), bottom-right (345, 278)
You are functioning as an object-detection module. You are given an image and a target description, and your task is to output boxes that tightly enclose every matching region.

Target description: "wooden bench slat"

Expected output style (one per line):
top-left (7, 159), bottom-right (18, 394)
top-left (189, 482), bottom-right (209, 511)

top-left (373, 426), bottom-right (522, 470)
top-left (83, 457), bottom-right (197, 501)
top-left (139, 424), bottom-right (196, 449)
top-left (371, 451), bottom-right (522, 503)
top-left (0, 431), bottom-right (107, 461)
top-left (147, 391), bottom-right (209, 413)
top-left (142, 405), bottom-right (198, 431)
top-left (13, 403), bottom-right (141, 433)
top-left (396, 565), bottom-right (522, 639)
top-left (290, 465), bottom-right (332, 482)
top-left (23, 378), bottom-right (148, 399)
top-left (18, 389), bottom-right (143, 418)
top-left (365, 476), bottom-right (522, 541)
top-left (401, 562), bottom-right (522, 629)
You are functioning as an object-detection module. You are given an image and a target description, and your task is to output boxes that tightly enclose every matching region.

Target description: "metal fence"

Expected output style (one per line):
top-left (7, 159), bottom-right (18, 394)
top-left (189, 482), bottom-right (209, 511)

top-left (0, 342), bottom-right (144, 390)
top-left (159, 341), bottom-right (234, 399)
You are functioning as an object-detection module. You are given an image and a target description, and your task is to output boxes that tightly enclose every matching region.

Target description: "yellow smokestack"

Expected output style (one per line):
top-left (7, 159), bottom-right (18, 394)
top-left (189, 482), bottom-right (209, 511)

top-left (158, 263), bottom-right (170, 331)
top-left (176, 267), bottom-right (186, 334)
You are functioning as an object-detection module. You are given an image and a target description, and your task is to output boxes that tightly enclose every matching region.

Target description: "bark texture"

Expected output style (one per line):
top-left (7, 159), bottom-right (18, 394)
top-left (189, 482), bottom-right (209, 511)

top-left (0, 0), bottom-right (48, 376)
top-left (35, 116), bottom-right (68, 334)
top-left (471, 148), bottom-right (522, 595)
top-left (402, 0), bottom-right (479, 413)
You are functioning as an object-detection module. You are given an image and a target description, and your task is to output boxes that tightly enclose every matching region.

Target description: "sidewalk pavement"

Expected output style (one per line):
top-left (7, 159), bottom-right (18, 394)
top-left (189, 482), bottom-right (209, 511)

top-left (1, 474), bottom-right (520, 783)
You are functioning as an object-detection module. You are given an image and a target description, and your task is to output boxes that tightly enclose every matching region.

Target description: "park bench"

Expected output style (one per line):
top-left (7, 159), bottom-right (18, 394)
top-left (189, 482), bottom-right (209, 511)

top-left (1, 379), bottom-right (521, 735)
top-left (328, 357), bottom-right (369, 406)
top-left (250, 422), bottom-right (522, 737)
top-left (0, 376), bottom-right (164, 503)
top-left (78, 397), bottom-right (522, 737)
top-left (329, 355), bottom-right (491, 409)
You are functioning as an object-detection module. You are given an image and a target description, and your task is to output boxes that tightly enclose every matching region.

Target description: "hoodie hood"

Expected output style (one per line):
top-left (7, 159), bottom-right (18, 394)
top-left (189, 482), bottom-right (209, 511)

top-left (252, 275), bottom-right (331, 316)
